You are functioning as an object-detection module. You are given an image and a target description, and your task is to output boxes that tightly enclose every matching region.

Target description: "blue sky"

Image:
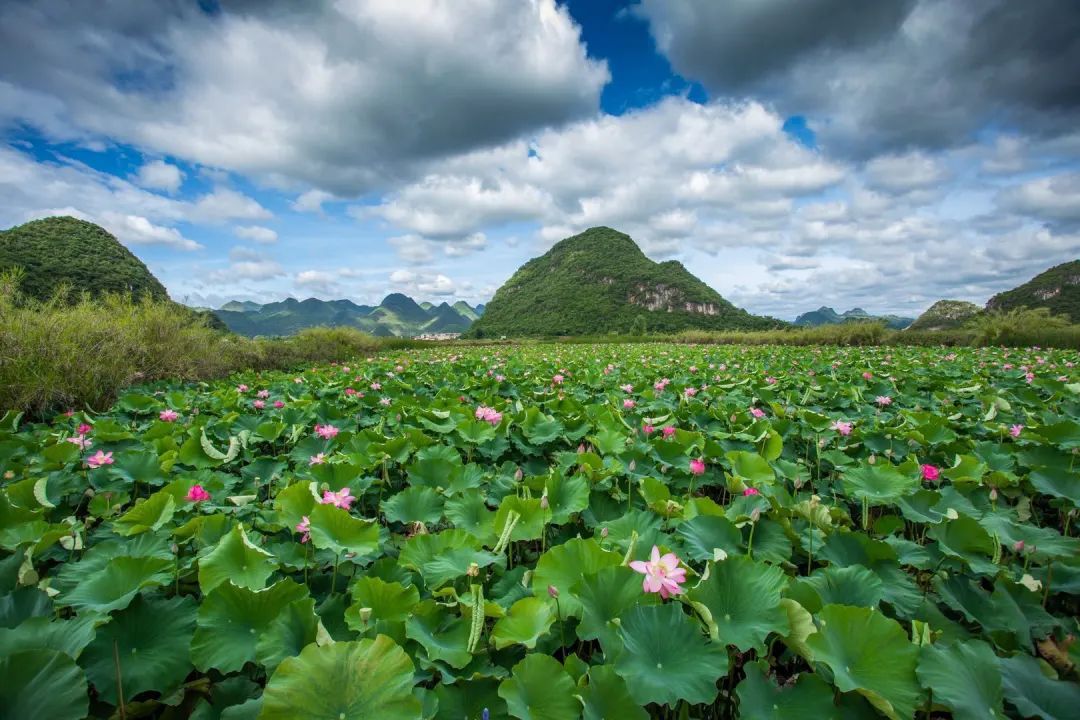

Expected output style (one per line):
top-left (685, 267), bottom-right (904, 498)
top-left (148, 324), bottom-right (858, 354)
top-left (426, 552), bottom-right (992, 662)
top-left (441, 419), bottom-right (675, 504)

top-left (1, 0), bottom-right (1078, 319)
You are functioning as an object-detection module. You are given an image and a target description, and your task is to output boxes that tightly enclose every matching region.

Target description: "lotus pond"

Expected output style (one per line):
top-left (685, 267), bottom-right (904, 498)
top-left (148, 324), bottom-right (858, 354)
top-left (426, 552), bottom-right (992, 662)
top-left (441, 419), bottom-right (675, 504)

top-left (2, 343), bottom-right (1079, 719)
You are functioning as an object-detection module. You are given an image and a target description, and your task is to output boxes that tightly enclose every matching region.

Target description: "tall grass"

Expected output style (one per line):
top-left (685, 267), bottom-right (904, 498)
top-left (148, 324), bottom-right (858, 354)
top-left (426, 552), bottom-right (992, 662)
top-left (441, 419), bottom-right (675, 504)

top-left (0, 273), bottom-right (384, 417)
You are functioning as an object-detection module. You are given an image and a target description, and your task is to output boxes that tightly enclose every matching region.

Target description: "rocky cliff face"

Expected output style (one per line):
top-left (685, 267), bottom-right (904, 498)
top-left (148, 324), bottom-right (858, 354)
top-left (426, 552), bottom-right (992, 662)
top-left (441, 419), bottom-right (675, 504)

top-left (628, 284), bottom-right (720, 315)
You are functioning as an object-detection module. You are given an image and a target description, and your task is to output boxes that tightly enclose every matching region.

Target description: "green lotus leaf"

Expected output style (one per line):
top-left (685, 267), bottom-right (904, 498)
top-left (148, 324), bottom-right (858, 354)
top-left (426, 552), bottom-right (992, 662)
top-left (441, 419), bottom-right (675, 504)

top-left (444, 489), bottom-right (497, 543)
top-left (686, 555), bottom-right (790, 651)
top-left (531, 538), bottom-right (622, 618)
top-left (610, 603), bottom-right (729, 707)
top-left (491, 597), bottom-right (556, 650)
top-left (725, 450), bottom-right (775, 485)
top-left (57, 556), bottom-right (173, 613)
top-left (999, 653), bottom-right (1080, 720)
top-left (0, 614), bottom-right (98, 659)
top-left (113, 489), bottom-right (176, 536)
top-left (543, 471), bottom-right (590, 525)
top-left (198, 523), bottom-right (277, 593)
top-left (382, 486), bottom-right (445, 525)
top-left (493, 495), bottom-right (546, 542)
top-left (435, 678), bottom-right (508, 720)
top-left (497, 653), bottom-right (580, 720)
top-left (307, 502), bottom-right (380, 559)
top-left (191, 578), bottom-right (308, 672)
top-left (399, 529), bottom-right (500, 588)
top-left (0, 649), bottom-right (88, 720)
top-left (1029, 467), bottom-right (1080, 507)
top-left (405, 600), bottom-right (472, 668)
top-left (916, 640), bottom-right (1007, 720)
top-left (841, 464), bottom-right (919, 505)
top-left (574, 565), bottom-right (657, 648)
top-left (805, 604), bottom-right (921, 720)
top-left (81, 594), bottom-right (196, 705)
top-left (407, 445), bottom-right (464, 491)
top-left (273, 481), bottom-right (318, 530)
top-left (457, 418), bottom-right (498, 444)
top-left (675, 514), bottom-right (743, 562)
top-left (928, 514), bottom-right (997, 574)
top-left (345, 576), bottom-right (420, 629)
top-left (520, 408), bottom-right (565, 444)
top-left (261, 636), bottom-right (421, 720)
top-left (788, 564), bottom-right (884, 614)
top-left (256, 597), bottom-right (320, 675)
top-left (736, 659), bottom-right (843, 719)
top-left (580, 664), bottom-right (647, 720)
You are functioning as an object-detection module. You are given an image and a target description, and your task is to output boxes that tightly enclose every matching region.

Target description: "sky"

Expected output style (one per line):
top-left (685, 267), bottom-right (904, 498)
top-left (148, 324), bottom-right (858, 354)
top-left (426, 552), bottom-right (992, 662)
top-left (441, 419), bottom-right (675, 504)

top-left (1, 0), bottom-right (1078, 320)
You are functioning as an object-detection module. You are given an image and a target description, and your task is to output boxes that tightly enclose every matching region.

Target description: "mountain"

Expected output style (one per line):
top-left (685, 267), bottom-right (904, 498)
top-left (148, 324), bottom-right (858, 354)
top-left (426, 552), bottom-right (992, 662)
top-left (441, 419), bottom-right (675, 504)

top-left (906, 300), bottom-right (983, 331)
top-left (794, 306), bottom-right (914, 330)
top-left (986, 260), bottom-right (1080, 322)
top-left (465, 226), bottom-right (778, 337)
top-left (213, 294), bottom-right (479, 337)
top-left (0, 216), bottom-right (169, 302)
top-left (453, 300), bottom-right (482, 321)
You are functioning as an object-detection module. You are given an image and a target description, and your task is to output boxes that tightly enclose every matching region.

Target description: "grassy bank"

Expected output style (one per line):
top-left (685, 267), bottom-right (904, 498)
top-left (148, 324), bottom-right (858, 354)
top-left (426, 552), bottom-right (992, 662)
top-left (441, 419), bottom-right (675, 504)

top-left (0, 275), bottom-right (394, 417)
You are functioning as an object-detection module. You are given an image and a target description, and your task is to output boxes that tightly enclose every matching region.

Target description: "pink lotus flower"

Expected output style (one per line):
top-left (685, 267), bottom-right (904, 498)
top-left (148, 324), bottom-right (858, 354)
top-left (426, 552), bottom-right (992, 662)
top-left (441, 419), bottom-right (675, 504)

top-left (321, 487), bottom-right (355, 510)
top-left (159, 409), bottom-right (179, 422)
top-left (237, 384), bottom-right (249, 392)
top-left (253, 400), bottom-right (265, 410)
top-left (76, 423), bottom-right (92, 435)
top-left (273, 400), bottom-right (284, 408)
top-left (689, 458), bottom-right (706, 476)
top-left (495, 374), bottom-right (505, 382)
top-left (743, 487), bottom-right (760, 496)
top-left (315, 424), bottom-right (340, 440)
top-left (186, 484), bottom-right (211, 502)
top-left (620, 384), bottom-right (634, 393)
top-left (1009, 424), bottom-right (1024, 438)
top-left (623, 399), bottom-right (635, 409)
top-left (371, 382), bottom-right (382, 391)
top-left (831, 420), bottom-right (853, 436)
top-left (379, 397), bottom-right (391, 406)
top-left (66, 435), bottom-right (92, 450)
top-left (876, 396), bottom-right (892, 406)
top-left (256, 389), bottom-right (270, 399)
top-left (629, 546), bottom-right (687, 599)
top-left (862, 372), bottom-right (873, 380)
top-left (86, 450), bottom-right (114, 469)
top-left (765, 376), bottom-right (778, 385)
top-left (552, 374), bottom-right (565, 385)
top-left (344, 387), bottom-right (357, 396)
top-left (750, 407), bottom-right (765, 418)
top-left (684, 387), bottom-right (697, 398)
top-left (475, 406), bottom-right (502, 426)
top-left (642, 424), bottom-right (655, 435)
top-left (296, 516), bottom-right (311, 543)
top-left (309, 453), bottom-right (327, 466)
top-left (921, 464), bottom-right (940, 482)
top-left (661, 425), bottom-right (676, 439)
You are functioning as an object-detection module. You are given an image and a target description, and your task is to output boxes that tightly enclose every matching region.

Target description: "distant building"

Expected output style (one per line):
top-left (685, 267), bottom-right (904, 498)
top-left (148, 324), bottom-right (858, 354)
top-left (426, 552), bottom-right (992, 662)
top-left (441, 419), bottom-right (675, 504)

top-left (414, 332), bottom-right (462, 341)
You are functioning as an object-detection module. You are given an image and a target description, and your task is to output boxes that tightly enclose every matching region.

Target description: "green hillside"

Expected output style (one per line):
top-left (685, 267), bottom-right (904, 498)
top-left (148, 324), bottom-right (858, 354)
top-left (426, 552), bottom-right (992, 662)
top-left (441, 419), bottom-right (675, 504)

top-left (213, 294), bottom-right (479, 337)
top-left (795, 306), bottom-right (914, 330)
top-left (906, 299), bottom-right (983, 331)
top-left (986, 260), bottom-right (1080, 322)
top-left (0, 216), bottom-right (169, 302)
top-left (466, 226), bottom-right (778, 337)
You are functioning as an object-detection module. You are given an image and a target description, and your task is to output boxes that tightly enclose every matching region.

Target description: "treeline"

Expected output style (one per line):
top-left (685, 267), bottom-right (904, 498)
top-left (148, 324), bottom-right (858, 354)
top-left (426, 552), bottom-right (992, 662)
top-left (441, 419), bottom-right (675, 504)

top-left (0, 272), bottom-right (419, 417)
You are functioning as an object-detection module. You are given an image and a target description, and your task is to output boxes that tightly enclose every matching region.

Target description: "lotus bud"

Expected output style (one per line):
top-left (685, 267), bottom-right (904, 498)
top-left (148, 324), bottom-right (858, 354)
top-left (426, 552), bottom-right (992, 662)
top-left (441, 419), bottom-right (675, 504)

top-left (1013, 540), bottom-right (1025, 553)
top-left (547, 584), bottom-right (559, 599)
top-left (578, 443), bottom-right (586, 453)
top-left (358, 607), bottom-right (372, 624)
top-left (2, 470), bottom-right (13, 480)
top-left (514, 467), bottom-right (523, 481)
top-left (868, 454), bottom-right (876, 465)
top-left (793, 477), bottom-right (804, 490)
top-left (750, 507), bottom-right (762, 523)
top-left (169, 543), bottom-right (179, 555)
top-left (466, 562), bottom-right (480, 577)
top-left (989, 487), bottom-right (998, 501)
top-left (539, 494), bottom-right (549, 510)
top-left (600, 527), bottom-right (609, 538)
top-left (730, 413), bottom-right (737, 423)
top-left (628, 460), bottom-right (636, 472)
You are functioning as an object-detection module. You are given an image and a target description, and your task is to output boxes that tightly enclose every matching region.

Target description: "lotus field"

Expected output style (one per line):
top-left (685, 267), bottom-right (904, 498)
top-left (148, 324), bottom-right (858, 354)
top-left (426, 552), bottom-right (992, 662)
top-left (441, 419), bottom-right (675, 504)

top-left (3, 343), bottom-right (1080, 719)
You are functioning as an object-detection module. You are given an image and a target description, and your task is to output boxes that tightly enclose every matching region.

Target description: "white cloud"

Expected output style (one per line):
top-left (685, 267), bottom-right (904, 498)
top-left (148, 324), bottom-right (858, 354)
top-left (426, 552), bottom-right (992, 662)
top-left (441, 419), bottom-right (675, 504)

top-left (0, 0), bottom-right (609, 193)
top-left (134, 159), bottom-right (184, 193)
top-left (1000, 172), bottom-right (1080, 225)
top-left (292, 189), bottom-right (333, 213)
top-left (390, 269), bottom-right (458, 297)
top-left (294, 269), bottom-right (339, 294)
top-left (191, 188), bottom-right (271, 223)
top-left (234, 225), bottom-right (278, 244)
top-left (864, 152), bottom-right (948, 194)
top-left (98, 212), bottom-right (202, 250)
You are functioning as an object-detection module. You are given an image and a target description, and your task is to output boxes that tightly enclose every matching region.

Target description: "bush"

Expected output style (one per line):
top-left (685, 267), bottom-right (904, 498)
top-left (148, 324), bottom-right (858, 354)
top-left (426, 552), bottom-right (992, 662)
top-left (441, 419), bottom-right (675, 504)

top-left (0, 273), bottom-right (384, 417)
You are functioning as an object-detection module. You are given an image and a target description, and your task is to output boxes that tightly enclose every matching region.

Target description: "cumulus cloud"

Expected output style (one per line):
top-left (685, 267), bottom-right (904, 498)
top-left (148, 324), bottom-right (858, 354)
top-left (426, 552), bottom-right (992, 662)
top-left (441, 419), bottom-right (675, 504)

top-left (292, 189), bottom-right (333, 213)
top-left (134, 159), bottom-right (184, 193)
top-left (390, 269), bottom-right (458, 297)
top-left (636, 0), bottom-right (1080, 156)
top-left (999, 172), bottom-right (1080, 227)
top-left (294, 269), bottom-right (340, 294)
top-left (98, 212), bottom-right (202, 250)
top-left (208, 247), bottom-right (283, 283)
top-left (234, 225), bottom-right (278, 244)
top-left (0, 0), bottom-right (609, 193)
top-left (191, 188), bottom-right (271, 223)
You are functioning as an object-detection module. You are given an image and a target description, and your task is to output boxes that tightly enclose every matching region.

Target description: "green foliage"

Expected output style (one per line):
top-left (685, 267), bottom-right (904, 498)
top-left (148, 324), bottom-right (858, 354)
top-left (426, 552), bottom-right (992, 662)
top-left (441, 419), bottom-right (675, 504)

top-left (971, 307), bottom-right (1072, 346)
top-left (907, 299), bottom-right (984, 331)
top-left (987, 258), bottom-right (1080, 322)
top-left (467, 226), bottom-right (780, 337)
top-left (0, 341), bottom-right (1078, 718)
top-left (0, 216), bottom-right (168, 302)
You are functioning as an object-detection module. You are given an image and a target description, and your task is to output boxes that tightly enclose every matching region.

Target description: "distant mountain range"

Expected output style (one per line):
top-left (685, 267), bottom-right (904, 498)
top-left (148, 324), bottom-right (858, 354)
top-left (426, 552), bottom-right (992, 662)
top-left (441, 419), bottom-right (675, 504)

top-left (794, 306), bottom-right (914, 330)
top-left (213, 294), bottom-right (485, 337)
top-left (466, 226), bottom-right (780, 337)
